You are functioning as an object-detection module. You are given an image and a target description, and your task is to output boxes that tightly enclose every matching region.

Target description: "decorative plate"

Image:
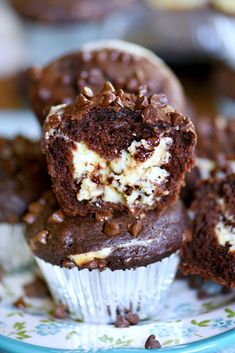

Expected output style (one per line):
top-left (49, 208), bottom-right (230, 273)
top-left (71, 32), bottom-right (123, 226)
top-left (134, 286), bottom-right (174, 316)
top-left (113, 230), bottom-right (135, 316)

top-left (0, 268), bottom-right (235, 353)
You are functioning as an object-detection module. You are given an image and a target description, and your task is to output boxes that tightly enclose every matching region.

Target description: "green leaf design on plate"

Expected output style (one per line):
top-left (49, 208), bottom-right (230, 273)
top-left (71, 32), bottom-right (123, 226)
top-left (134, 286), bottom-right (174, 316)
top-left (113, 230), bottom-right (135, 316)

top-left (163, 338), bottom-right (180, 346)
top-left (15, 331), bottom-right (31, 340)
top-left (191, 319), bottom-right (210, 327)
top-left (65, 331), bottom-right (79, 341)
top-left (225, 308), bottom-right (235, 318)
top-left (6, 312), bottom-right (24, 317)
top-left (202, 301), bottom-right (215, 311)
top-left (99, 335), bottom-right (132, 346)
top-left (39, 319), bottom-right (55, 323)
top-left (13, 322), bottom-right (26, 331)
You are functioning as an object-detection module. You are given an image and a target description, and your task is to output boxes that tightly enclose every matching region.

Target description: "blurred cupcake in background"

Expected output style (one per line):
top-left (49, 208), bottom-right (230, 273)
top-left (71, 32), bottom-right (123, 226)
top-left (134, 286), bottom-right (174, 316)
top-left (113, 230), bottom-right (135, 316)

top-left (9, 0), bottom-right (139, 66)
top-left (0, 136), bottom-right (49, 272)
top-left (29, 40), bottom-right (185, 125)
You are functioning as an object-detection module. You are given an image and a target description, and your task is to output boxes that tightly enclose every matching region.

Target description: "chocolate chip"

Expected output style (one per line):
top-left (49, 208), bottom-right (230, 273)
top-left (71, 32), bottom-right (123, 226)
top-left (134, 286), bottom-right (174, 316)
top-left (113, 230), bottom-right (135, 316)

top-left (39, 87), bottom-right (51, 100)
top-left (102, 92), bottom-right (116, 107)
top-left (143, 106), bottom-right (158, 125)
top-left (61, 258), bottom-right (76, 269)
top-left (84, 259), bottom-right (107, 271)
top-left (136, 95), bottom-right (149, 110)
top-left (48, 210), bottom-right (64, 224)
top-left (102, 81), bottom-right (115, 93)
top-left (115, 96), bottom-right (124, 108)
top-left (104, 221), bottom-right (121, 236)
top-left (28, 201), bottom-right (44, 214)
top-left (127, 220), bottom-right (143, 237)
top-left (76, 93), bottom-right (91, 107)
top-left (51, 304), bottom-right (68, 319)
top-left (188, 276), bottom-right (203, 289)
top-left (14, 297), bottom-right (27, 309)
top-left (115, 315), bottom-right (130, 328)
top-left (23, 212), bottom-right (37, 225)
top-left (125, 312), bottom-right (140, 325)
top-left (48, 114), bottom-right (61, 129)
top-left (30, 230), bottom-right (49, 250)
top-left (145, 335), bottom-right (161, 349)
top-left (23, 277), bottom-right (50, 298)
top-left (81, 86), bottom-right (94, 99)
top-left (150, 94), bottom-right (168, 107)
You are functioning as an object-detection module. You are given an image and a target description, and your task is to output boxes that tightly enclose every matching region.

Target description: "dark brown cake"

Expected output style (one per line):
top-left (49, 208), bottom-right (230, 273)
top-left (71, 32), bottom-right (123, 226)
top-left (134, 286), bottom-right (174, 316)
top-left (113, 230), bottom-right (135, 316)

top-left (181, 172), bottom-right (235, 287)
top-left (42, 83), bottom-right (196, 217)
top-left (0, 136), bottom-right (49, 223)
top-left (10, 0), bottom-right (134, 23)
top-left (25, 190), bottom-right (189, 270)
top-left (30, 41), bottom-right (185, 125)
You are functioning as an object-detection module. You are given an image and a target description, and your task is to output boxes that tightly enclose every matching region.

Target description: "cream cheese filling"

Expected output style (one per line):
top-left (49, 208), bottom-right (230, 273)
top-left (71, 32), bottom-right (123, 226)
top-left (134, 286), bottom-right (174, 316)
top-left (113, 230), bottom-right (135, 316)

top-left (72, 138), bottom-right (172, 208)
top-left (215, 199), bottom-right (235, 252)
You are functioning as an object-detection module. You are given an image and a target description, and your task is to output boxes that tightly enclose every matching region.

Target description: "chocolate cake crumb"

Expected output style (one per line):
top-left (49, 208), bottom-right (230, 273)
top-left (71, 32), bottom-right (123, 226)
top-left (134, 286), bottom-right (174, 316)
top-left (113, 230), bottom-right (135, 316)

top-left (145, 335), bottom-right (161, 349)
top-left (115, 315), bottom-right (130, 328)
top-left (23, 276), bottom-right (50, 298)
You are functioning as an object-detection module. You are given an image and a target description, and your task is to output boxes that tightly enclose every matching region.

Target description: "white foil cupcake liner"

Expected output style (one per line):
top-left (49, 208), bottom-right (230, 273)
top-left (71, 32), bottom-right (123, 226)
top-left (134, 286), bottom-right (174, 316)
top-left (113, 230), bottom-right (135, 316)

top-left (35, 253), bottom-right (179, 324)
top-left (0, 223), bottom-right (33, 272)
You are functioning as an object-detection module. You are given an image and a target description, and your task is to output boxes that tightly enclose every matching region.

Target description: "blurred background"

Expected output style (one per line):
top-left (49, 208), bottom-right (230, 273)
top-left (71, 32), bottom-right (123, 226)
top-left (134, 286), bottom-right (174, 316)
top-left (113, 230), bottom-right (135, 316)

top-left (0, 0), bottom-right (235, 128)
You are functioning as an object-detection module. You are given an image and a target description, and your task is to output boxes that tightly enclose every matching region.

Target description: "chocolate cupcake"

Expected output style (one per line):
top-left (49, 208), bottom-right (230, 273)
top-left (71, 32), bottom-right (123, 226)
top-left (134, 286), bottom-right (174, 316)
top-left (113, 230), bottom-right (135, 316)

top-left (25, 191), bottom-right (189, 323)
top-left (0, 136), bottom-right (49, 271)
top-left (181, 171), bottom-right (235, 287)
top-left (182, 116), bottom-right (235, 206)
top-left (30, 40), bottom-right (185, 125)
top-left (10, 0), bottom-right (134, 23)
top-left (42, 83), bottom-right (196, 217)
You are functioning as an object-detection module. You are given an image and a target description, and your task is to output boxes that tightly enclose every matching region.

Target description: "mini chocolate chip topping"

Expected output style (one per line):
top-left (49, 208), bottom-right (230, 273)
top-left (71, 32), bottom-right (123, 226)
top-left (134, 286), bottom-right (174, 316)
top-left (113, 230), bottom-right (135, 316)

top-left (48, 210), bottom-right (65, 224)
top-left (115, 315), bottom-right (130, 328)
top-left (127, 220), bottom-right (143, 237)
top-left (103, 220), bottom-right (121, 236)
top-left (30, 229), bottom-right (49, 250)
top-left (145, 335), bottom-right (161, 349)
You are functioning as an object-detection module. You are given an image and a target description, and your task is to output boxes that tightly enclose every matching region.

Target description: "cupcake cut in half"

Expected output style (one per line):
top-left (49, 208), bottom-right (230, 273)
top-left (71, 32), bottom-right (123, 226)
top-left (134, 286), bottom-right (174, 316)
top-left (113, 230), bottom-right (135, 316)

top-left (42, 83), bottom-right (196, 217)
top-left (181, 170), bottom-right (235, 287)
top-left (29, 40), bottom-right (185, 124)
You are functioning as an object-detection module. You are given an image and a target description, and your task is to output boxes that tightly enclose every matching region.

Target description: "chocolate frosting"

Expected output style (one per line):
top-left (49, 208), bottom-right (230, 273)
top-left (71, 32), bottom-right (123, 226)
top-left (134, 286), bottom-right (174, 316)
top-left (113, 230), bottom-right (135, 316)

top-left (25, 191), bottom-right (189, 270)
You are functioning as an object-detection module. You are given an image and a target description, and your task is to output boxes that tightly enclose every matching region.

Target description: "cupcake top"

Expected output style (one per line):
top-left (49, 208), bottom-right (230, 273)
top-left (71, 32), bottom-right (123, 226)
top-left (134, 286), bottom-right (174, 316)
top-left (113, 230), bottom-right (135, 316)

top-left (0, 136), bottom-right (49, 223)
top-left (30, 40), bottom-right (185, 124)
top-left (10, 0), bottom-right (134, 23)
top-left (181, 171), bottom-right (235, 287)
top-left (42, 83), bottom-right (196, 217)
top-left (25, 191), bottom-right (189, 270)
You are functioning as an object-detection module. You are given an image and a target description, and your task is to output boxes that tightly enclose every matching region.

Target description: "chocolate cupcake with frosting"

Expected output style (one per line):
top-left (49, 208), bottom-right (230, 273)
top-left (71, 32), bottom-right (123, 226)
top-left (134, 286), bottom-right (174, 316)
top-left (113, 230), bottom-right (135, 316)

top-left (0, 136), bottom-right (49, 271)
top-left (25, 81), bottom-right (195, 323)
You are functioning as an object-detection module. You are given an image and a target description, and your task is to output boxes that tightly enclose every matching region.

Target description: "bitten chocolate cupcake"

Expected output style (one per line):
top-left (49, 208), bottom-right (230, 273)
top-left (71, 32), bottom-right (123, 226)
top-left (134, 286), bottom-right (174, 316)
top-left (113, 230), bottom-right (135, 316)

top-left (25, 191), bottom-right (189, 323)
top-left (10, 0), bottom-right (134, 23)
top-left (0, 136), bottom-right (49, 271)
top-left (30, 40), bottom-right (185, 125)
top-left (181, 171), bottom-right (235, 287)
top-left (42, 83), bottom-right (196, 217)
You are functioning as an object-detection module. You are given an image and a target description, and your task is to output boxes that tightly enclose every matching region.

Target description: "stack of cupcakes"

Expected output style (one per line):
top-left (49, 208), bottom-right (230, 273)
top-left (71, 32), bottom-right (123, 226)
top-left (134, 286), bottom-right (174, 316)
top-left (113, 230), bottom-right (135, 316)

top-left (24, 40), bottom-right (196, 324)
